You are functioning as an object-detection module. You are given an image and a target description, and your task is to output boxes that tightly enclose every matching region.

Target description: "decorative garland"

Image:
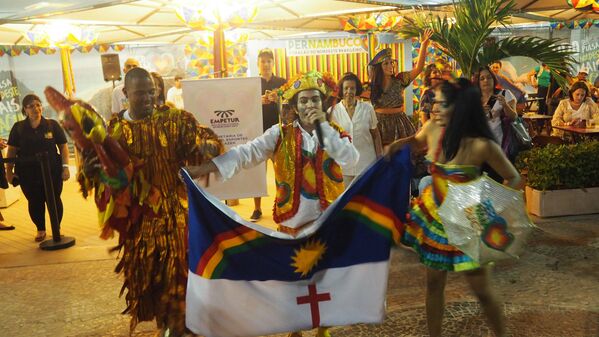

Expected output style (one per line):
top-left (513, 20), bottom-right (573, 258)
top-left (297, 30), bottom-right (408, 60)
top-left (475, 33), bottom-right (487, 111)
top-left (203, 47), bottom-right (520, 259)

top-left (339, 13), bottom-right (403, 34)
top-left (550, 18), bottom-right (599, 30)
top-left (0, 44), bottom-right (125, 57)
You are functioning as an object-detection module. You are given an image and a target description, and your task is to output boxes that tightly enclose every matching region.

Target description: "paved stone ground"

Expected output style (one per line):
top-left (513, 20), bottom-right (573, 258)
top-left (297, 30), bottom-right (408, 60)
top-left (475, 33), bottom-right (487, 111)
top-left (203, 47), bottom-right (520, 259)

top-left (1, 215), bottom-right (598, 337)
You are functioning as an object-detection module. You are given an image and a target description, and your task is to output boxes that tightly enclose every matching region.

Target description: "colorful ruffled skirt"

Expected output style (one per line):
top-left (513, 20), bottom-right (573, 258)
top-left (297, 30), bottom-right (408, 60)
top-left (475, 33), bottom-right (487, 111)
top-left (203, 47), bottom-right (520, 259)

top-left (401, 163), bottom-right (481, 272)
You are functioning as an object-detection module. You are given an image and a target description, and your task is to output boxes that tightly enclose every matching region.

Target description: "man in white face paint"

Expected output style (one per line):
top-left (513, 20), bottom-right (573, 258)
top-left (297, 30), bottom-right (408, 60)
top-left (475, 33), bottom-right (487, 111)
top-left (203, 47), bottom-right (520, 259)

top-left (187, 71), bottom-right (358, 337)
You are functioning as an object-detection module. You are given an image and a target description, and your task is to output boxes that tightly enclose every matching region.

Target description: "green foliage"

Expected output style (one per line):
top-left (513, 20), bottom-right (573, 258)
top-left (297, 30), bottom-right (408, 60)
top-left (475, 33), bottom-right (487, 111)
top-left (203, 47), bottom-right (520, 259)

top-left (515, 141), bottom-right (599, 190)
top-left (398, 0), bottom-right (575, 86)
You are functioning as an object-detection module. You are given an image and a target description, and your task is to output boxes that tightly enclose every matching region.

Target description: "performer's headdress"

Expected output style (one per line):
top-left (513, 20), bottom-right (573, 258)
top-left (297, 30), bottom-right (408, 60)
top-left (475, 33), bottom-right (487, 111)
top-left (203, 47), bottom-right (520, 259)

top-left (368, 48), bottom-right (394, 66)
top-left (275, 70), bottom-right (336, 165)
top-left (278, 70), bottom-right (336, 101)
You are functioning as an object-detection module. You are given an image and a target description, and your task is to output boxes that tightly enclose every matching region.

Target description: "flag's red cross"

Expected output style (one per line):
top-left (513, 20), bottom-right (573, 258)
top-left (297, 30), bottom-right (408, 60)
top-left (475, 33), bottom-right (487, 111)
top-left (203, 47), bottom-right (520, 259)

top-left (296, 284), bottom-right (331, 328)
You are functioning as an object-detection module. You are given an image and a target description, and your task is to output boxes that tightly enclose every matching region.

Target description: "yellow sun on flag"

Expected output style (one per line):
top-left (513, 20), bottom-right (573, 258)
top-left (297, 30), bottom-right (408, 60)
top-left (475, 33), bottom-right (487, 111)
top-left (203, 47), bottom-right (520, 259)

top-left (291, 239), bottom-right (327, 277)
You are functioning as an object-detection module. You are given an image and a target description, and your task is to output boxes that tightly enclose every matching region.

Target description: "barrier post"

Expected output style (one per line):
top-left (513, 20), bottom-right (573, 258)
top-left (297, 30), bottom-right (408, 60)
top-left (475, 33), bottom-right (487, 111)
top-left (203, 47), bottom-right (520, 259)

top-left (36, 152), bottom-right (76, 250)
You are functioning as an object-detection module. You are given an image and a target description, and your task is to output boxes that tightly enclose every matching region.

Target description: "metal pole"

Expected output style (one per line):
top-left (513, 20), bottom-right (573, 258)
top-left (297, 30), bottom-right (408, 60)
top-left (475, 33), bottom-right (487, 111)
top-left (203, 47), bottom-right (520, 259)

top-left (213, 25), bottom-right (228, 78)
top-left (36, 152), bottom-right (75, 250)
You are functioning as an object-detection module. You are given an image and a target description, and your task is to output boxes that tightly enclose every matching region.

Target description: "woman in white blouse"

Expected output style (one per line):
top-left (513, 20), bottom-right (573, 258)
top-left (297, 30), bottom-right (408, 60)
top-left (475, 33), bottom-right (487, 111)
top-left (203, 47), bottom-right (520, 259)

top-left (476, 66), bottom-right (518, 146)
top-left (475, 66), bottom-right (518, 182)
top-left (329, 72), bottom-right (383, 187)
top-left (552, 81), bottom-right (599, 138)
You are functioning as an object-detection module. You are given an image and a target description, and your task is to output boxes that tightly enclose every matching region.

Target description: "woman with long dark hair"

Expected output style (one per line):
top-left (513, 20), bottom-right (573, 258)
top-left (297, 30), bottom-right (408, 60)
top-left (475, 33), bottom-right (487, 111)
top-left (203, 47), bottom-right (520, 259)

top-left (474, 66), bottom-right (519, 184)
top-left (386, 78), bottom-right (520, 337)
top-left (474, 66), bottom-right (517, 153)
top-left (369, 29), bottom-right (432, 148)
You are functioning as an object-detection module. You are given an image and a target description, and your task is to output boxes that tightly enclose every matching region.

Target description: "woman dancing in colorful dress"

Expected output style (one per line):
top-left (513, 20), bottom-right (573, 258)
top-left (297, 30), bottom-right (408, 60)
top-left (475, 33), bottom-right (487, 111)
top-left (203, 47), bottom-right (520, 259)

top-left (369, 29), bottom-right (433, 148)
top-left (386, 78), bottom-right (521, 337)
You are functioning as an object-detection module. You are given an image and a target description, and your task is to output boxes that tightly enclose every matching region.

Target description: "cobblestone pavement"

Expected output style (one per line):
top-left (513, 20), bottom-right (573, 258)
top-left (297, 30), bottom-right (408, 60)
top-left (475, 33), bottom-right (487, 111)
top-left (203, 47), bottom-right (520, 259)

top-left (1, 215), bottom-right (598, 337)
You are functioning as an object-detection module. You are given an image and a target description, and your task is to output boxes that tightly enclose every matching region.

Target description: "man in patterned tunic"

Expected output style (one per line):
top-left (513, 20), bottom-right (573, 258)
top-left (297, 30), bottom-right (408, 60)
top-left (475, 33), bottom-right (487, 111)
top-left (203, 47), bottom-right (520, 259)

top-left (82, 67), bottom-right (223, 337)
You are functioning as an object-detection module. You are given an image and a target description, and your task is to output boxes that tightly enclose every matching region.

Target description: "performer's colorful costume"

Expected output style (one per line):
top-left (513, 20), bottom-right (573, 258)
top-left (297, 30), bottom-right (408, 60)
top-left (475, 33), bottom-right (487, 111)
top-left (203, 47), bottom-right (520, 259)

top-left (214, 120), bottom-right (357, 233)
top-left (401, 142), bottom-right (481, 272)
top-left (213, 71), bottom-right (358, 233)
top-left (44, 87), bottom-right (223, 334)
top-left (209, 72), bottom-right (357, 337)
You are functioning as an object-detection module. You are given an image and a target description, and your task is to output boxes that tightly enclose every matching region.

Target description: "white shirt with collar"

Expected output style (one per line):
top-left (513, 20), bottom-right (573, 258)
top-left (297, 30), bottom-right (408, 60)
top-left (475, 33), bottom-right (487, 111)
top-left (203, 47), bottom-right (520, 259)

top-left (329, 100), bottom-right (378, 176)
top-left (213, 120), bottom-right (359, 229)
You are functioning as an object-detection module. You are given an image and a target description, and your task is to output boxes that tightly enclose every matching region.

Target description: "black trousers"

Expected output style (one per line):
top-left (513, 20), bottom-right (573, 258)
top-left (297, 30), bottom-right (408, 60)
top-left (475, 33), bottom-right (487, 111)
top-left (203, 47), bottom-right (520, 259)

top-left (20, 176), bottom-right (64, 232)
top-left (537, 86), bottom-right (549, 115)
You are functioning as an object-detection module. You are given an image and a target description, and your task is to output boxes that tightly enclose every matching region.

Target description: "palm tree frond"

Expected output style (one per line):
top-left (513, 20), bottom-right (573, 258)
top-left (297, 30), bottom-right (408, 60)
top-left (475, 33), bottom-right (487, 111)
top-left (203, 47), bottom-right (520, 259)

top-left (397, 0), bottom-right (576, 81)
top-left (479, 36), bottom-right (576, 87)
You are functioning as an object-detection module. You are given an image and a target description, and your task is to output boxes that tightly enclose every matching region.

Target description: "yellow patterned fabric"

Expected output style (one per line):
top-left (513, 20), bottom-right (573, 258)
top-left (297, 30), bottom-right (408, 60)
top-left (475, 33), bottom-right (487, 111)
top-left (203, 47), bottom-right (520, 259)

top-left (279, 70), bottom-right (337, 101)
top-left (272, 123), bottom-right (345, 223)
top-left (88, 107), bottom-right (223, 334)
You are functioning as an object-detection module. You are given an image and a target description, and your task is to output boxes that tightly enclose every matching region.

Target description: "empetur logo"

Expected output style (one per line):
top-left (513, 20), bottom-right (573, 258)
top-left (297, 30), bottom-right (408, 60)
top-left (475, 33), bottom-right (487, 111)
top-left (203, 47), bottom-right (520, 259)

top-left (211, 109), bottom-right (240, 128)
top-left (214, 110), bottom-right (234, 118)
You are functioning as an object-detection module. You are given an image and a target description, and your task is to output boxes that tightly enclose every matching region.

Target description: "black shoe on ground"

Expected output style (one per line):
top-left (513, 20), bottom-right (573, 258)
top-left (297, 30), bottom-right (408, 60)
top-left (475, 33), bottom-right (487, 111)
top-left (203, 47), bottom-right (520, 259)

top-left (250, 210), bottom-right (262, 222)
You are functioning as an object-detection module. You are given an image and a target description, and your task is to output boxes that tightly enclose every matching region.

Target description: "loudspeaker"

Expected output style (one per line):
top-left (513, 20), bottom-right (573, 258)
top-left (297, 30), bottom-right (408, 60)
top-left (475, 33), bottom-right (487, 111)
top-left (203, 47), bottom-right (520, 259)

top-left (101, 54), bottom-right (121, 82)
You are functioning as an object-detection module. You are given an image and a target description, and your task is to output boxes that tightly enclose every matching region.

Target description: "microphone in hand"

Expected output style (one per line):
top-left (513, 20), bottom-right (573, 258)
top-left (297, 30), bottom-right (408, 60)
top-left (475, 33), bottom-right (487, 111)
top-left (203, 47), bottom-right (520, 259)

top-left (314, 120), bottom-right (324, 149)
top-left (307, 109), bottom-right (326, 148)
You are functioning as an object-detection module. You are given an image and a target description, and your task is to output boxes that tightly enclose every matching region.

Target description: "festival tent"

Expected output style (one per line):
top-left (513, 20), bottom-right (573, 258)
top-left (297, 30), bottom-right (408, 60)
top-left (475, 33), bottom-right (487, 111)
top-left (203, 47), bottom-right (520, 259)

top-left (0, 0), bottom-right (596, 117)
top-left (0, 0), bottom-right (598, 47)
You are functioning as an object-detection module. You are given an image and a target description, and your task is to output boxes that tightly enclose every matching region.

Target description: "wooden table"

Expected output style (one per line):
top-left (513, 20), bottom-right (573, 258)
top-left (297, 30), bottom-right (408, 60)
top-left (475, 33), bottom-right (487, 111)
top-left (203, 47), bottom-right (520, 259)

top-left (551, 125), bottom-right (599, 141)
top-left (522, 113), bottom-right (552, 136)
top-left (523, 97), bottom-right (543, 112)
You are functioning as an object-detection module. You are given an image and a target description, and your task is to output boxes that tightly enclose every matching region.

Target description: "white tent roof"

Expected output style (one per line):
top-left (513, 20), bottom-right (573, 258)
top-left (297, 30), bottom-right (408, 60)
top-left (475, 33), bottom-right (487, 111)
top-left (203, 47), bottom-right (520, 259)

top-left (0, 0), bottom-right (597, 46)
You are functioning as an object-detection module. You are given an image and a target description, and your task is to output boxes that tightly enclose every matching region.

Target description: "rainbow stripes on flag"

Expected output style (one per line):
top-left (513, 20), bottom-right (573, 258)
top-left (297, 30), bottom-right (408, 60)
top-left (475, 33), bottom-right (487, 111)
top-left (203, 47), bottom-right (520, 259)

top-left (182, 148), bottom-right (412, 337)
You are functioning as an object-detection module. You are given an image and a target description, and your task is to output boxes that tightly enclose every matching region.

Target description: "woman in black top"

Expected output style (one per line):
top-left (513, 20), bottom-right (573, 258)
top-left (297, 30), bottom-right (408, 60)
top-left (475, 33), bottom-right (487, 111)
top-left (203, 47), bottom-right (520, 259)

top-left (5, 94), bottom-right (70, 242)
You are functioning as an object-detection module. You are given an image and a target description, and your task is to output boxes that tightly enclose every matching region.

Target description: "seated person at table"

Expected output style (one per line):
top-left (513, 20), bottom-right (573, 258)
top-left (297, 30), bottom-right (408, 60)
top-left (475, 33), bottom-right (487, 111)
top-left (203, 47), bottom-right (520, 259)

top-left (551, 81), bottom-right (599, 138)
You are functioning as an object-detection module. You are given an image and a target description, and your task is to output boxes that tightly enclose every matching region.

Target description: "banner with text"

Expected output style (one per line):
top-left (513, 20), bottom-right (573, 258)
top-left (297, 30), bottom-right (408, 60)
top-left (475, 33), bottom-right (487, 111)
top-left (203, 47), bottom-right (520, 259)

top-left (182, 77), bottom-right (267, 200)
top-left (286, 37), bottom-right (367, 56)
top-left (578, 35), bottom-right (599, 83)
top-left (0, 71), bottom-right (23, 138)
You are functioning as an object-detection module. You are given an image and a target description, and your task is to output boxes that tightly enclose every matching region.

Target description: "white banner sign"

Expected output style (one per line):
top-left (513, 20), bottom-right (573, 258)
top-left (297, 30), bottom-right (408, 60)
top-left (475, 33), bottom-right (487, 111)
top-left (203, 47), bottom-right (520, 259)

top-left (286, 37), bottom-right (366, 56)
top-left (182, 77), bottom-right (267, 200)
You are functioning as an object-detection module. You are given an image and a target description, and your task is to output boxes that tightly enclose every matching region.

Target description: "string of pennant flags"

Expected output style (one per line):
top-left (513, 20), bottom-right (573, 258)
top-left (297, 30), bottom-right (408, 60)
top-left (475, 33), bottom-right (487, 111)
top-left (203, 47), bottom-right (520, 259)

top-left (0, 44), bottom-right (126, 57)
top-left (550, 19), bottom-right (599, 30)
